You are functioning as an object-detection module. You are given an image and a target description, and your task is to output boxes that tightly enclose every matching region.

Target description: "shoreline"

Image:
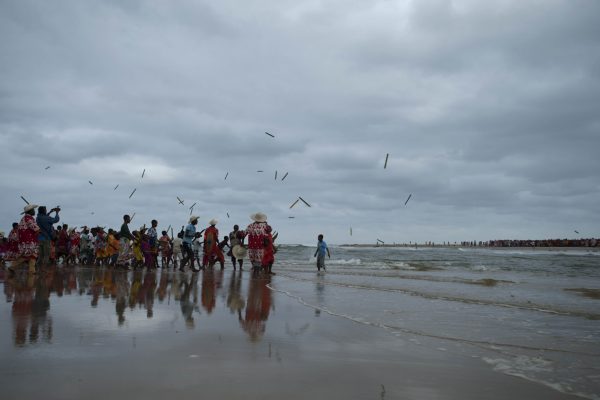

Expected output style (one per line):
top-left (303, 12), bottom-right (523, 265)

top-left (336, 244), bottom-right (600, 251)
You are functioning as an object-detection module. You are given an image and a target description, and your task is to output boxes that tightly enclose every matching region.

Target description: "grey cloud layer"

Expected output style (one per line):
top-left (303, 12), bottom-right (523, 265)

top-left (1, 0), bottom-right (599, 244)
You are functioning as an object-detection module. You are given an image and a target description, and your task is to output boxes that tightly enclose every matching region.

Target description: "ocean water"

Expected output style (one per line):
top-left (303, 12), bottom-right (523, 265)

top-left (273, 245), bottom-right (600, 399)
top-left (1, 246), bottom-right (599, 399)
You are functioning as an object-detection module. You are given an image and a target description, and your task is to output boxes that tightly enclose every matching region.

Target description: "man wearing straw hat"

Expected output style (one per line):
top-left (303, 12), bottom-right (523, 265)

top-left (246, 212), bottom-right (271, 273)
top-left (11, 204), bottom-right (41, 274)
top-left (180, 215), bottom-right (200, 272)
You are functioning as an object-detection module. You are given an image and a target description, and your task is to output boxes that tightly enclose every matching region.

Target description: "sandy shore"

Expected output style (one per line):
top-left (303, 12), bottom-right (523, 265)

top-left (0, 266), bottom-right (586, 399)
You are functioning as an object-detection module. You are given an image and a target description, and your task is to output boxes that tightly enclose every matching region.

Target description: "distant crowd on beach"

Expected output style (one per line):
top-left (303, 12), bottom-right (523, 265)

top-left (482, 238), bottom-right (598, 248)
top-left (439, 239), bottom-right (598, 247)
top-left (371, 238), bottom-right (599, 248)
top-left (0, 204), bottom-right (278, 275)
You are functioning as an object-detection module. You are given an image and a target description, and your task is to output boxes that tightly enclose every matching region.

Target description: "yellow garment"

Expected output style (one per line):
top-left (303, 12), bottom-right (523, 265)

top-left (107, 234), bottom-right (120, 256)
top-left (133, 237), bottom-right (143, 262)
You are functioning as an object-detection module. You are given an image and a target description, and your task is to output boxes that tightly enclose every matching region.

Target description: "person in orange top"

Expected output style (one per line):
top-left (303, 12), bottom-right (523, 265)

top-left (202, 219), bottom-right (224, 269)
top-left (158, 230), bottom-right (171, 268)
top-left (107, 230), bottom-right (120, 266)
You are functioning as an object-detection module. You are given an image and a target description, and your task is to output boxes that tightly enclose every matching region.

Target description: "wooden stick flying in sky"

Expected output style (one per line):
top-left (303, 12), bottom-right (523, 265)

top-left (265, 132), bottom-right (274, 138)
top-left (299, 196), bottom-right (311, 207)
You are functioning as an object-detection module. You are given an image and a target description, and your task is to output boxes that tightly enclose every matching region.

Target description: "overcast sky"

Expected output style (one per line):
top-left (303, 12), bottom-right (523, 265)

top-left (1, 0), bottom-right (599, 245)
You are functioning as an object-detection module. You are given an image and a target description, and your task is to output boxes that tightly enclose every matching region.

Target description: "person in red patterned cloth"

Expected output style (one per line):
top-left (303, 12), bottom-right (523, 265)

top-left (245, 212), bottom-right (270, 274)
top-left (6, 222), bottom-right (19, 263)
top-left (261, 225), bottom-right (275, 275)
top-left (68, 227), bottom-right (80, 264)
top-left (56, 224), bottom-right (70, 264)
top-left (202, 219), bottom-right (224, 269)
top-left (11, 204), bottom-right (41, 274)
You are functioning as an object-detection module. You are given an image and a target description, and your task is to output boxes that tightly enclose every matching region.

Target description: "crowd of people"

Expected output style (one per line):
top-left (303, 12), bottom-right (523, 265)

top-left (486, 238), bottom-right (599, 247)
top-left (0, 205), bottom-right (278, 275)
top-left (455, 239), bottom-right (600, 247)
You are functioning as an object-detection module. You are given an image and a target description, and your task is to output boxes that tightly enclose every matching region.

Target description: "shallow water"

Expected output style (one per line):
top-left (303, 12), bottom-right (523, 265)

top-left (274, 245), bottom-right (600, 399)
top-left (1, 246), bottom-right (599, 399)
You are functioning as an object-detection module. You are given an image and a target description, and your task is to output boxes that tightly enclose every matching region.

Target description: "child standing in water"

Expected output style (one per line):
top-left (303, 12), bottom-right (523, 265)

top-left (313, 234), bottom-right (330, 272)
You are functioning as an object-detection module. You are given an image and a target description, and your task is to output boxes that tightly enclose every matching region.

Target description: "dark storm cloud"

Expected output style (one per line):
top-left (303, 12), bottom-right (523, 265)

top-left (1, 0), bottom-right (599, 244)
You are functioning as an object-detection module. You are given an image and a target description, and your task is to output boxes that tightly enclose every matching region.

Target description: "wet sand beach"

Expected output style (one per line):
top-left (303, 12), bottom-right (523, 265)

top-left (1, 263), bottom-right (593, 400)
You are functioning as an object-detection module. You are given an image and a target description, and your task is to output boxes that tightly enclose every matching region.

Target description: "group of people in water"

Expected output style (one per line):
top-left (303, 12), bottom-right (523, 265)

top-left (0, 204), bottom-right (280, 275)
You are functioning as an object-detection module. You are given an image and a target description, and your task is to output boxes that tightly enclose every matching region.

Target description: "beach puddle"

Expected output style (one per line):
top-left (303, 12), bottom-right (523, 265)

top-left (471, 278), bottom-right (514, 287)
top-left (565, 288), bottom-right (600, 300)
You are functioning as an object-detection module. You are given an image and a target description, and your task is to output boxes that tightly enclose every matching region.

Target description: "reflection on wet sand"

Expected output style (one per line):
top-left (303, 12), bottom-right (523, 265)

top-left (180, 273), bottom-right (199, 328)
top-left (240, 275), bottom-right (273, 342)
top-left (1, 266), bottom-right (276, 346)
top-left (227, 270), bottom-right (245, 319)
top-left (12, 274), bottom-right (53, 346)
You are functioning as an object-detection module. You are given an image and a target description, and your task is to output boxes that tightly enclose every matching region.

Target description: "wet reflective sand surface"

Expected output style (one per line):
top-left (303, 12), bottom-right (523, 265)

top-left (0, 266), bottom-right (585, 399)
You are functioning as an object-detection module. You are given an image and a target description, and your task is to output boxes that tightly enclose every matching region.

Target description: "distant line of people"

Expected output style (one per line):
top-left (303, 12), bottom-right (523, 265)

top-left (1, 205), bottom-right (279, 275)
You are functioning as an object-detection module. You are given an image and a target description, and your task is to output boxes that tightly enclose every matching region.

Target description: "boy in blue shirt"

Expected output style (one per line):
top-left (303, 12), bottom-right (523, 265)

top-left (313, 234), bottom-right (330, 272)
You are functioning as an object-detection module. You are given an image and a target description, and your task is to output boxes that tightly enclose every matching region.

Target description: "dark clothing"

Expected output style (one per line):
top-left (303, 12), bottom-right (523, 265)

top-left (120, 223), bottom-right (133, 241)
top-left (181, 242), bottom-right (195, 269)
top-left (36, 213), bottom-right (60, 241)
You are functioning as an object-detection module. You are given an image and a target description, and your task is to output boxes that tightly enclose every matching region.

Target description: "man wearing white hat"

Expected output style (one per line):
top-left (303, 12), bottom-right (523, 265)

top-left (246, 212), bottom-right (270, 273)
top-left (11, 204), bottom-right (40, 274)
top-left (180, 215), bottom-right (200, 272)
top-left (202, 219), bottom-right (224, 269)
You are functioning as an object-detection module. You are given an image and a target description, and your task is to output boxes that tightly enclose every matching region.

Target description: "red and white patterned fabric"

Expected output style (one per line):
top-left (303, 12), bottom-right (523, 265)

top-left (6, 227), bottom-right (19, 260)
top-left (245, 221), bottom-right (270, 268)
top-left (70, 232), bottom-right (81, 256)
top-left (17, 214), bottom-right (40, 260)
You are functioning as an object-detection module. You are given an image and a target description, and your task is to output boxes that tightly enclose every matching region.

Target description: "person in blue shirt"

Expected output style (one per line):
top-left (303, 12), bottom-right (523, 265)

top-left (313, 234), bottom-right (330, 272)
top-left (36, 205), bottom-right (60, 268)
